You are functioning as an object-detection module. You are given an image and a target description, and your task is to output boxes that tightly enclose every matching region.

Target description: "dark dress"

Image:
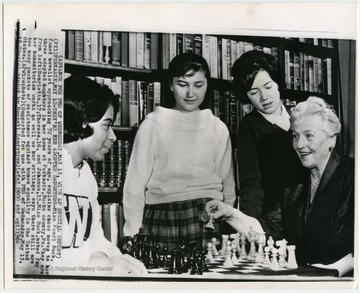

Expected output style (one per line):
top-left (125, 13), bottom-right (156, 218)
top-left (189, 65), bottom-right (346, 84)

top-left (237, 109), bottom-right (302, 218)
top-left (259, 151), bottom-right (354, 265)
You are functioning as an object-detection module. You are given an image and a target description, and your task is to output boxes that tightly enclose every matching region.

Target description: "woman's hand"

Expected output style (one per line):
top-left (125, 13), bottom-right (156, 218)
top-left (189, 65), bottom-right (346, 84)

top-left (204, 199), bottom-right (263, 241)
top-left (204, 199), bottom-right (235, 221)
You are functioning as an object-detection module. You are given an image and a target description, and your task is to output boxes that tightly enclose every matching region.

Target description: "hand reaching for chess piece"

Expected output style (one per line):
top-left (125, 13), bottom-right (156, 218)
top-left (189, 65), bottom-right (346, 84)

top-left (204, 200), bottom-right (264, 241)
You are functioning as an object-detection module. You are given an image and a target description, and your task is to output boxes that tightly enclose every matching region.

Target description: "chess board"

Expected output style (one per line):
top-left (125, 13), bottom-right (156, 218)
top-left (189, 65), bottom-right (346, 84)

top-left (146, 256), bottom-right (339, 280)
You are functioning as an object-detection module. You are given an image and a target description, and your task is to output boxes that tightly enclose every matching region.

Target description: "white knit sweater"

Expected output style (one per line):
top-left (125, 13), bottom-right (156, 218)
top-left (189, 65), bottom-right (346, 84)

top-left (123, 106), bottom-right (236, 236)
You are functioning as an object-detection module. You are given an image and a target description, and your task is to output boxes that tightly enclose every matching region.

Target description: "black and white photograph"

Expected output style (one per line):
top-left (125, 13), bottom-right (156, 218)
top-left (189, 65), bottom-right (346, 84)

top-left (2, 2), bottom-right (358, 290)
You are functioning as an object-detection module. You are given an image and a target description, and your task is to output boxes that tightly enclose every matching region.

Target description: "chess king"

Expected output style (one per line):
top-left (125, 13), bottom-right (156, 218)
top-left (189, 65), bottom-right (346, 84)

top-left (204, 97), bottom-right (354, 277)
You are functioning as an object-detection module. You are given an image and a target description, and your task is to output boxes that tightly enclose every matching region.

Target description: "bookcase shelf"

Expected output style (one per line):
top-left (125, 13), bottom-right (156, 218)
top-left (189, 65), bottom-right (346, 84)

top-left (65, 60), bottom-right (153, 74)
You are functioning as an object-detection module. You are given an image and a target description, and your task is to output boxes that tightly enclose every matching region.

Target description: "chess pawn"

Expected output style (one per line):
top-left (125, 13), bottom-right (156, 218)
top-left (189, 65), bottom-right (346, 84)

top-left (247, 227), bottom-right (257, 261)
top-left (276, 239), bottom-right (288, 268)
top-left (231, 243), bottom-right (238, 264)
top-left (205, 215), bottom-right (215, 230)
top-left (255, 231), bottom-right (266, 263)
top-left (262, 247), bottom-right (271, 268)
top-left (219, 235), bottom-right (229, 257)
top-left (239, 233), bottom-right (247, 260)
top-left (269, 247), bottom-right (281, 271)
top-left (286, 245), bottom-right (298, 269)
top-left (211, 237), bottom-right (219, 257)
top-left (222, 245), bottom-right (234, 268)
top-left (206, 242), bottom-right (215, 264)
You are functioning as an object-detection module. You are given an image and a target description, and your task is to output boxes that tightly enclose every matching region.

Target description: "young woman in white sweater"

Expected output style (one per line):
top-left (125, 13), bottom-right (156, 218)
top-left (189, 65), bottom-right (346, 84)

top-left (123, 53), bottom-right (236, 250)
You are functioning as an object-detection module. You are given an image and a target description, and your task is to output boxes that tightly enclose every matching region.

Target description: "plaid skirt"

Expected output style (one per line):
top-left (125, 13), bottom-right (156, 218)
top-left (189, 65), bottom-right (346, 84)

top-left (142, 197), bottom-right (221, 251)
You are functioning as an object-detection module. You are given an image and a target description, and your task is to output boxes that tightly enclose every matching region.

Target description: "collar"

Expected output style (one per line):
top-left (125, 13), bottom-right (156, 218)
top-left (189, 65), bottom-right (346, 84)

top-left (258, 103), bottom-right (290, 131)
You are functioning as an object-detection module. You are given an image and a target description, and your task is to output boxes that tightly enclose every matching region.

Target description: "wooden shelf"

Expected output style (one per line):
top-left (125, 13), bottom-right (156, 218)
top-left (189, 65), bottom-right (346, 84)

top-left (65, 60), bottom-right (153, 74)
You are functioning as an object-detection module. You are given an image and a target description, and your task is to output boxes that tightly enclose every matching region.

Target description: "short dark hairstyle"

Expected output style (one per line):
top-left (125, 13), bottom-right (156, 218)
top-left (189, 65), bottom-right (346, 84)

top-left (166, 52), bottom-right (211, 109)
top-left (64, 75), bottom-right (119, 143)
top-left (231, 50), bottom-right (280, 104)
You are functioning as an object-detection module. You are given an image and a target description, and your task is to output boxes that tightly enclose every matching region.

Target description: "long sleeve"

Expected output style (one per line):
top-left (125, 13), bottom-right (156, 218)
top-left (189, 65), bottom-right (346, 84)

top-left (237, 119), bottom-right (264, 217)
top-left (215, 127), bottom-right (236, 206)
top-left (123, 121), bottom-right (155, 236)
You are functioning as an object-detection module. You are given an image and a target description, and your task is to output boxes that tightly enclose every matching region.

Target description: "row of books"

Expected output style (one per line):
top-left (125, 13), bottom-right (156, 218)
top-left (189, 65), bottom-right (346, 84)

top-left (88, 75), bottom-right (161, 127)
top-left (88, 139), bottom-right (132, 189)
top-left (100, 202), bottom-right (125, 246)
top-left (161, 33), bottom-right (279, 80)
top-left (287, 37), bottom-right (334, 48)
top-left (284, 51), bottom-right (332, 94)
top-left (65, 30), bottom-right (159, 69)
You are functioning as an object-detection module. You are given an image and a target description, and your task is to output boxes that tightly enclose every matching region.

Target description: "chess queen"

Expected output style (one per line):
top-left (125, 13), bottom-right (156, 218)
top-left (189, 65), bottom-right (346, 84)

top-left (204, 97), bottom-right (354, 276)
top-left (123, 52), bottom-right (236, 250)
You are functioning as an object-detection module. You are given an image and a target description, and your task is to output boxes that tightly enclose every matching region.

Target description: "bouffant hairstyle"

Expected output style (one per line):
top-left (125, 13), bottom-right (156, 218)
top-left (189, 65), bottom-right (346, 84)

top-left (231, 50), bottom-right (281, 104)
top-left (64, 75), bottom-right (119, 143)
top-left (166, 52), bottom-right (211, 109)
top-left (290, 96), bottom-right (341, 137)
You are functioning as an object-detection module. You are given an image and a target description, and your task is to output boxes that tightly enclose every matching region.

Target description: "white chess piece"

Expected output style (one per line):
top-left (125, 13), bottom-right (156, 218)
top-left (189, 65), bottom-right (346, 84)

top-left (276, 239), bottom-right (288, 268)
top-left (211, 237), bottom-right (218, 256)
top-left (267, 236), bottom-right (274, 252)
top-left (231, 243), bottom-right (238, 264)
top-left (255, 231), bottom-right (266, 263)
top-left (269, 247), bottom-right (281, 271)
top-left (262, 247), bottom-right (271, 268)
top-left (239, 233), bottom-right (247, 259)
top-left (219, 235), bottom-right (229, 257)
top-left (206, 242), bottom-right (215, 264)
top-left (247, 226), bottom-right (257, 261)
top-left (286, 245), bottom-right (298, 269)
top-left (223, 245), bottom-right (234, 268)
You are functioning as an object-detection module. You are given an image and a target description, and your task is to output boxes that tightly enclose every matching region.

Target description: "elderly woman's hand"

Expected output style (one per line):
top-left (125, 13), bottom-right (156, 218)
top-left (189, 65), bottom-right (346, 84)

top-left (204, 199), bottom-right (235, 221)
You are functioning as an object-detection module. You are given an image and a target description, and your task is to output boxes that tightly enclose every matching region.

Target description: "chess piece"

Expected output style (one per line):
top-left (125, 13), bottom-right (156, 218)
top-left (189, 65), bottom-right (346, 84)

top-left (205, 214), bottom-right (215, 230)
top-left (232, 233), bottom-right (241, 255)
top-left (231, 243), bottom-right (238, 264)
top-left (223, 245), bottom-right (234, 268)
top-left (201, 249), bottom-right (209, 272)
top-left (219, 235), bottom-right (229, 257)
top-left (269, 247), bottom-right (281, 271)
top-left (211, 237), bottom-right (219, 257)
top-left (286, 245), bottom-right (298, 269)
top-left (239, 233), bottom-right (247, 260)
top-left (255, 231), bottom-right (266, 263)
top-left (262, 247), bottom-right (271, 268)
top-left (267, 236), bottom-right (274, 252)
top-left (276, 239), bottom-right (288, 268)
top-left (206, 242), bottom-right (215, 264)
top-left (247, 227), bottom-right (257, 261)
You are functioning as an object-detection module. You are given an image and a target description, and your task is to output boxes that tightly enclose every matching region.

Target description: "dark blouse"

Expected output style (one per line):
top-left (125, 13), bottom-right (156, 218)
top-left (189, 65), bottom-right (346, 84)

top-left (259, 151), bottom-right (354, 265)
top-left (237, 109), bottom-right (302, 218)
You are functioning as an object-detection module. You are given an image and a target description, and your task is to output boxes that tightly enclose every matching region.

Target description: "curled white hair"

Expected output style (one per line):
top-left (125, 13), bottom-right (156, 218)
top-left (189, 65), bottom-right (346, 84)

top-left (290, 96), bottom-right (341, 136)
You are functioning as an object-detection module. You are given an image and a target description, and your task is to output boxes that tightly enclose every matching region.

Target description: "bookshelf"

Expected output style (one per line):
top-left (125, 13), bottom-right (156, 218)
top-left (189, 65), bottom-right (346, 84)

top-left (63, 30), bottom-right (340, 240)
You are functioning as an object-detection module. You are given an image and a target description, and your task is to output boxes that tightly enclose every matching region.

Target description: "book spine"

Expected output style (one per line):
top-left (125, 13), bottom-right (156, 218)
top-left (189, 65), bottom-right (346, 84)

top-left (129, 80), bottom-right (138, 127)
top-left (150, 33), bottom-right (159, 70)
top-left (153, 82), bottom-right (161, 108)
top-left (136, 32), bottom-right (145, 69)
top-left (326, 57), bottom-right (332, 95)
top-left (67, 30), bottom-right (75, 60)
top-left (83, 31), bottom-right (91, 62)
top-left (209, 36), bottom-right (218, 78)
top-left (193, 34), bottom-right (202, 56)
top-left (128, 32), bottom-right (137, 68)
top-left (169, 33), bottom-right (177, 63)
top-left (308, 55), bottom-right (314, 92)
top-left (102, 203), bottom-right (111, 242)
top-left (176, 33), bottom-right (183, 55)
top-left (90, 31), bottom-right (99, 63)
top-left (75, 30), bottom-right (84, 61)
top-left (221, 38), bottom-right (228, 80)
top-left (144, 33), bottom-right (151, 70)
top-left (121, 80), bottom-right (129, 126)
top-left (304, 54), bottom-right (309, 91)
top-left (230, 40), bottom-right (237, 69)
top-left (183, 34), bottom-right (194, 53)
top-left (161, 33), bottom-right (170, 70)
top-left (289, 51), bottom-right (294, 90)
top-left (147, 83), bottom-right (154, 114)
top-left (293, 51), bottom-right (300, 91)
top-left (284, 50), bottom-right (290, 89)
top-left (98, 31), bottom-right (104, 63)
top-left (202, 35), bottom-right (211, 70)
top-left (299, 52), bottom-right (304, 91)
top-left (112, 32), bottom-right (121, 66)
top-left (313, 56), bottom-right (318, 93)
top-left (121, 32), bottom-right (129, 67)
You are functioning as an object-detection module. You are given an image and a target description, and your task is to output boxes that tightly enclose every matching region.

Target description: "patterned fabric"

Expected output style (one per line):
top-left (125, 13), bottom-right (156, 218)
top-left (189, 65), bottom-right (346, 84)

top-left (142, 198), bottom-right (221, 250)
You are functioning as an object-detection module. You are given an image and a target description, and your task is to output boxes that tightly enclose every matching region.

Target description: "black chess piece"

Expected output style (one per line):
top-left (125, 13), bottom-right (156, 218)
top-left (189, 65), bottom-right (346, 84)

top-left (168, 249), bottom-right (182, 274)
top-left (162, 247), bottom-right (169, 269)
top-left (201, 249), bottom-right (209, 272)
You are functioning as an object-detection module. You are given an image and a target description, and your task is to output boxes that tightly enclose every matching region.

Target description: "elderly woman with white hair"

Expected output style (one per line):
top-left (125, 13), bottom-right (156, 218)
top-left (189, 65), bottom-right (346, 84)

top-left (204, 96), bottom-right (354, 276)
